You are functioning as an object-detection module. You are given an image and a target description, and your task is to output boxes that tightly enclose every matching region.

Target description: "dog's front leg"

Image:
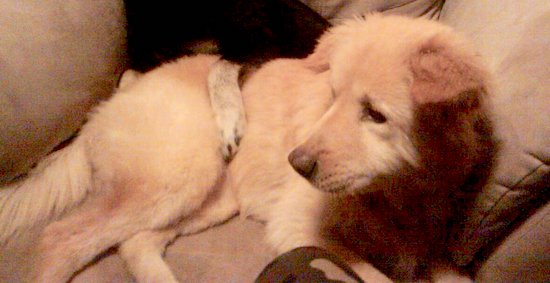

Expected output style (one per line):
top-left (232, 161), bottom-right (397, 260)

top-left (207, 59), bottom-right (246, 161)
top-left (119, 229), bottom-right (179, 283)
top-left (348, 261), bottom-right (394, 283)
top-left (265, 178), bottom-right (393, 283)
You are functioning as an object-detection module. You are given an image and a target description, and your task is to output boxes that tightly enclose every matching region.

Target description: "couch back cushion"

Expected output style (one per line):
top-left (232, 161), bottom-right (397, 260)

top-left (440, 0), bottom-right (550, 265)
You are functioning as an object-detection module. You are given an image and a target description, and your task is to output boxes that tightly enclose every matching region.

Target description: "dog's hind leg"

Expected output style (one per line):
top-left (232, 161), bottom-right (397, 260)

top-left (119, 229), bottom-right (179, 283)
top-left (31, 206), bottom-right (120, 282)
top-left (207, 59), bottom-right (246, 161)
top-left (30, 200), bottom-right (153, 283)
top-left (31, 184), bottom-right (211, 283)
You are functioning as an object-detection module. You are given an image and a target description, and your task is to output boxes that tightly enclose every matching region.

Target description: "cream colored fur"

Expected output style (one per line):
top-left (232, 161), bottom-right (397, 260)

top-left (0, 14), bottom-right (489, 283)
top-left (228, 31), bottom-right (395, 283)
top-left (0, 138), bottom-right (92, 244)
top-left (230, 14), bottom-right (488, 282)
top-left (0, 55), bottom-right (240, 282)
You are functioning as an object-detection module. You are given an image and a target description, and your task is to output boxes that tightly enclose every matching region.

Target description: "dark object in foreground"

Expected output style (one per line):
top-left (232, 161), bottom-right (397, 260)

top-left (256, 247), bottom-right (365, 283)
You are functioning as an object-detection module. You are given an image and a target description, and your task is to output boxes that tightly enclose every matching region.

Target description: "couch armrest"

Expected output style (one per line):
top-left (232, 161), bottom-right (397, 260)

top-left (0, 0), bottom-right (127, 183)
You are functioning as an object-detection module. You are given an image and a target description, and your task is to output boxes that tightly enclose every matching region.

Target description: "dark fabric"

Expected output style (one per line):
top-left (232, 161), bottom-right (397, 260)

top-left (256, 247), bottom-right (364, 283)
top-left (123, 0), bottom-right (330, 72)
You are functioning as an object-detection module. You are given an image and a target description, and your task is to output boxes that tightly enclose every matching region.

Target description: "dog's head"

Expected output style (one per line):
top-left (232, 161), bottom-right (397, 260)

top-left (289, 15), bottom-right (495, 194)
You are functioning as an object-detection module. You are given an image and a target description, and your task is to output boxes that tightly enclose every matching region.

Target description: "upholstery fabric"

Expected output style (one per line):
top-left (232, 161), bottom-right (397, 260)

top-left (301, 0), bottom-right (443, 22)
top-left (0, 0), bottom-right (127, 184)
top-left (439, 0), bottom-right (550, 265)
top-left (476, 201), bottom-right (550, 282)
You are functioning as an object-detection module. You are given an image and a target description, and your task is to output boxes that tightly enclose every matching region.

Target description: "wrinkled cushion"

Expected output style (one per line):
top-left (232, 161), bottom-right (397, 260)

top-left (475, 201), bottom-right (550, 282)
top-left (300, 0), bottom-right (442, 22)
top-left (0, 0), bottom-right (127, 183)
top-left (440, 0), bottom-right (550, 265)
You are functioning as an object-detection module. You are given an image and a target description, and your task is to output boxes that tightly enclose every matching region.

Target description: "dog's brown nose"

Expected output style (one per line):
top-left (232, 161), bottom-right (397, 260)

top-left (288, 147), bottom-right (317, 179)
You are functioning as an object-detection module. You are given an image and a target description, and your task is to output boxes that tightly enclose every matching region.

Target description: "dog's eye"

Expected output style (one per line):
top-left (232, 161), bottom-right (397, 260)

top-left (361, 102), bottom-right (387, 123)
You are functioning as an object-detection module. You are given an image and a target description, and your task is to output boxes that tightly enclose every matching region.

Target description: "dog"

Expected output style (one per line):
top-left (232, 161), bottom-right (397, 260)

top-left (0, 55), bottom-right (240, 282)
top-left (125, 13), bottom-right (494, 283)
top-left (1, 1), bottom-right (328, 281)
top-left (0, 14), bottom-right (495, 283)
top-left (226, 14), bottom-right (497, 282)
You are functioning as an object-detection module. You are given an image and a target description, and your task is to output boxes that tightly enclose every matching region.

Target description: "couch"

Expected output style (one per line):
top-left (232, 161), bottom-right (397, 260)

top-left (0, 0), bottom-right (548, 282)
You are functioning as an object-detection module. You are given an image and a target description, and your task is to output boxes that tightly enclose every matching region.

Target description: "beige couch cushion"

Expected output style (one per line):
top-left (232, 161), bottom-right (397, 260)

top-left (0, 0), bottom-right (127, 183)
top-left (475, 201), bottom-right (550, 282)
top-left (301, 0), bottom-right (443, 22)
top-left (440, 0), bottom-right (550, 265)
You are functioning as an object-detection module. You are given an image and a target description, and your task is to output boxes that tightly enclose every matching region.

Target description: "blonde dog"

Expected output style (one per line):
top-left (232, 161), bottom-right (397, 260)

top-left (0, 55), bottom-right (240, 282)
top-left (0, 14), bottom-right (495, 283)
top-left (231, 14), bottom-right (496, 282)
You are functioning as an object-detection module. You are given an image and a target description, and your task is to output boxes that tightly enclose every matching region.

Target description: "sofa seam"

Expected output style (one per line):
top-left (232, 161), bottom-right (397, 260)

top-left (468, 160), bottom-right (547, 240)
top-left (483, 207), bottom-right (549, 267)
top-left (457, 162), bottom-right (547, 265)
top-left (526, 151), bottom-right (549, 165)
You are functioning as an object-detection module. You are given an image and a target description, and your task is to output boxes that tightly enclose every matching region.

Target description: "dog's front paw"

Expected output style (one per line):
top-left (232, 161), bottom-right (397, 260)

top-left (207, 59), bottom-right (246, 162)
top-left (219, 113), bottom-right (246, 162)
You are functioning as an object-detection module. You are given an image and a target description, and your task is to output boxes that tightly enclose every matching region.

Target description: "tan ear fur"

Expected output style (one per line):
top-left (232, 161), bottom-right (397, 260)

top-left (302, 28), bottom-right (338, 73)
top-left (409, 34), bottom-right (487, 105)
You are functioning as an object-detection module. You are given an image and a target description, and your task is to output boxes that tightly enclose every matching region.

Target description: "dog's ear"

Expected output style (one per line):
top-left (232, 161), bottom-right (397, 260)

top-left (302, 29), bottom-right (339, 73)
top-left (409, 33), bottom-right (488, 107)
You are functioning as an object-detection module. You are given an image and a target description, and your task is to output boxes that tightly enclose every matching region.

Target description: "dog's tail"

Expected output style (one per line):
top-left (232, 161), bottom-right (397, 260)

top-left (0, 139), bottom-right (92, 244)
